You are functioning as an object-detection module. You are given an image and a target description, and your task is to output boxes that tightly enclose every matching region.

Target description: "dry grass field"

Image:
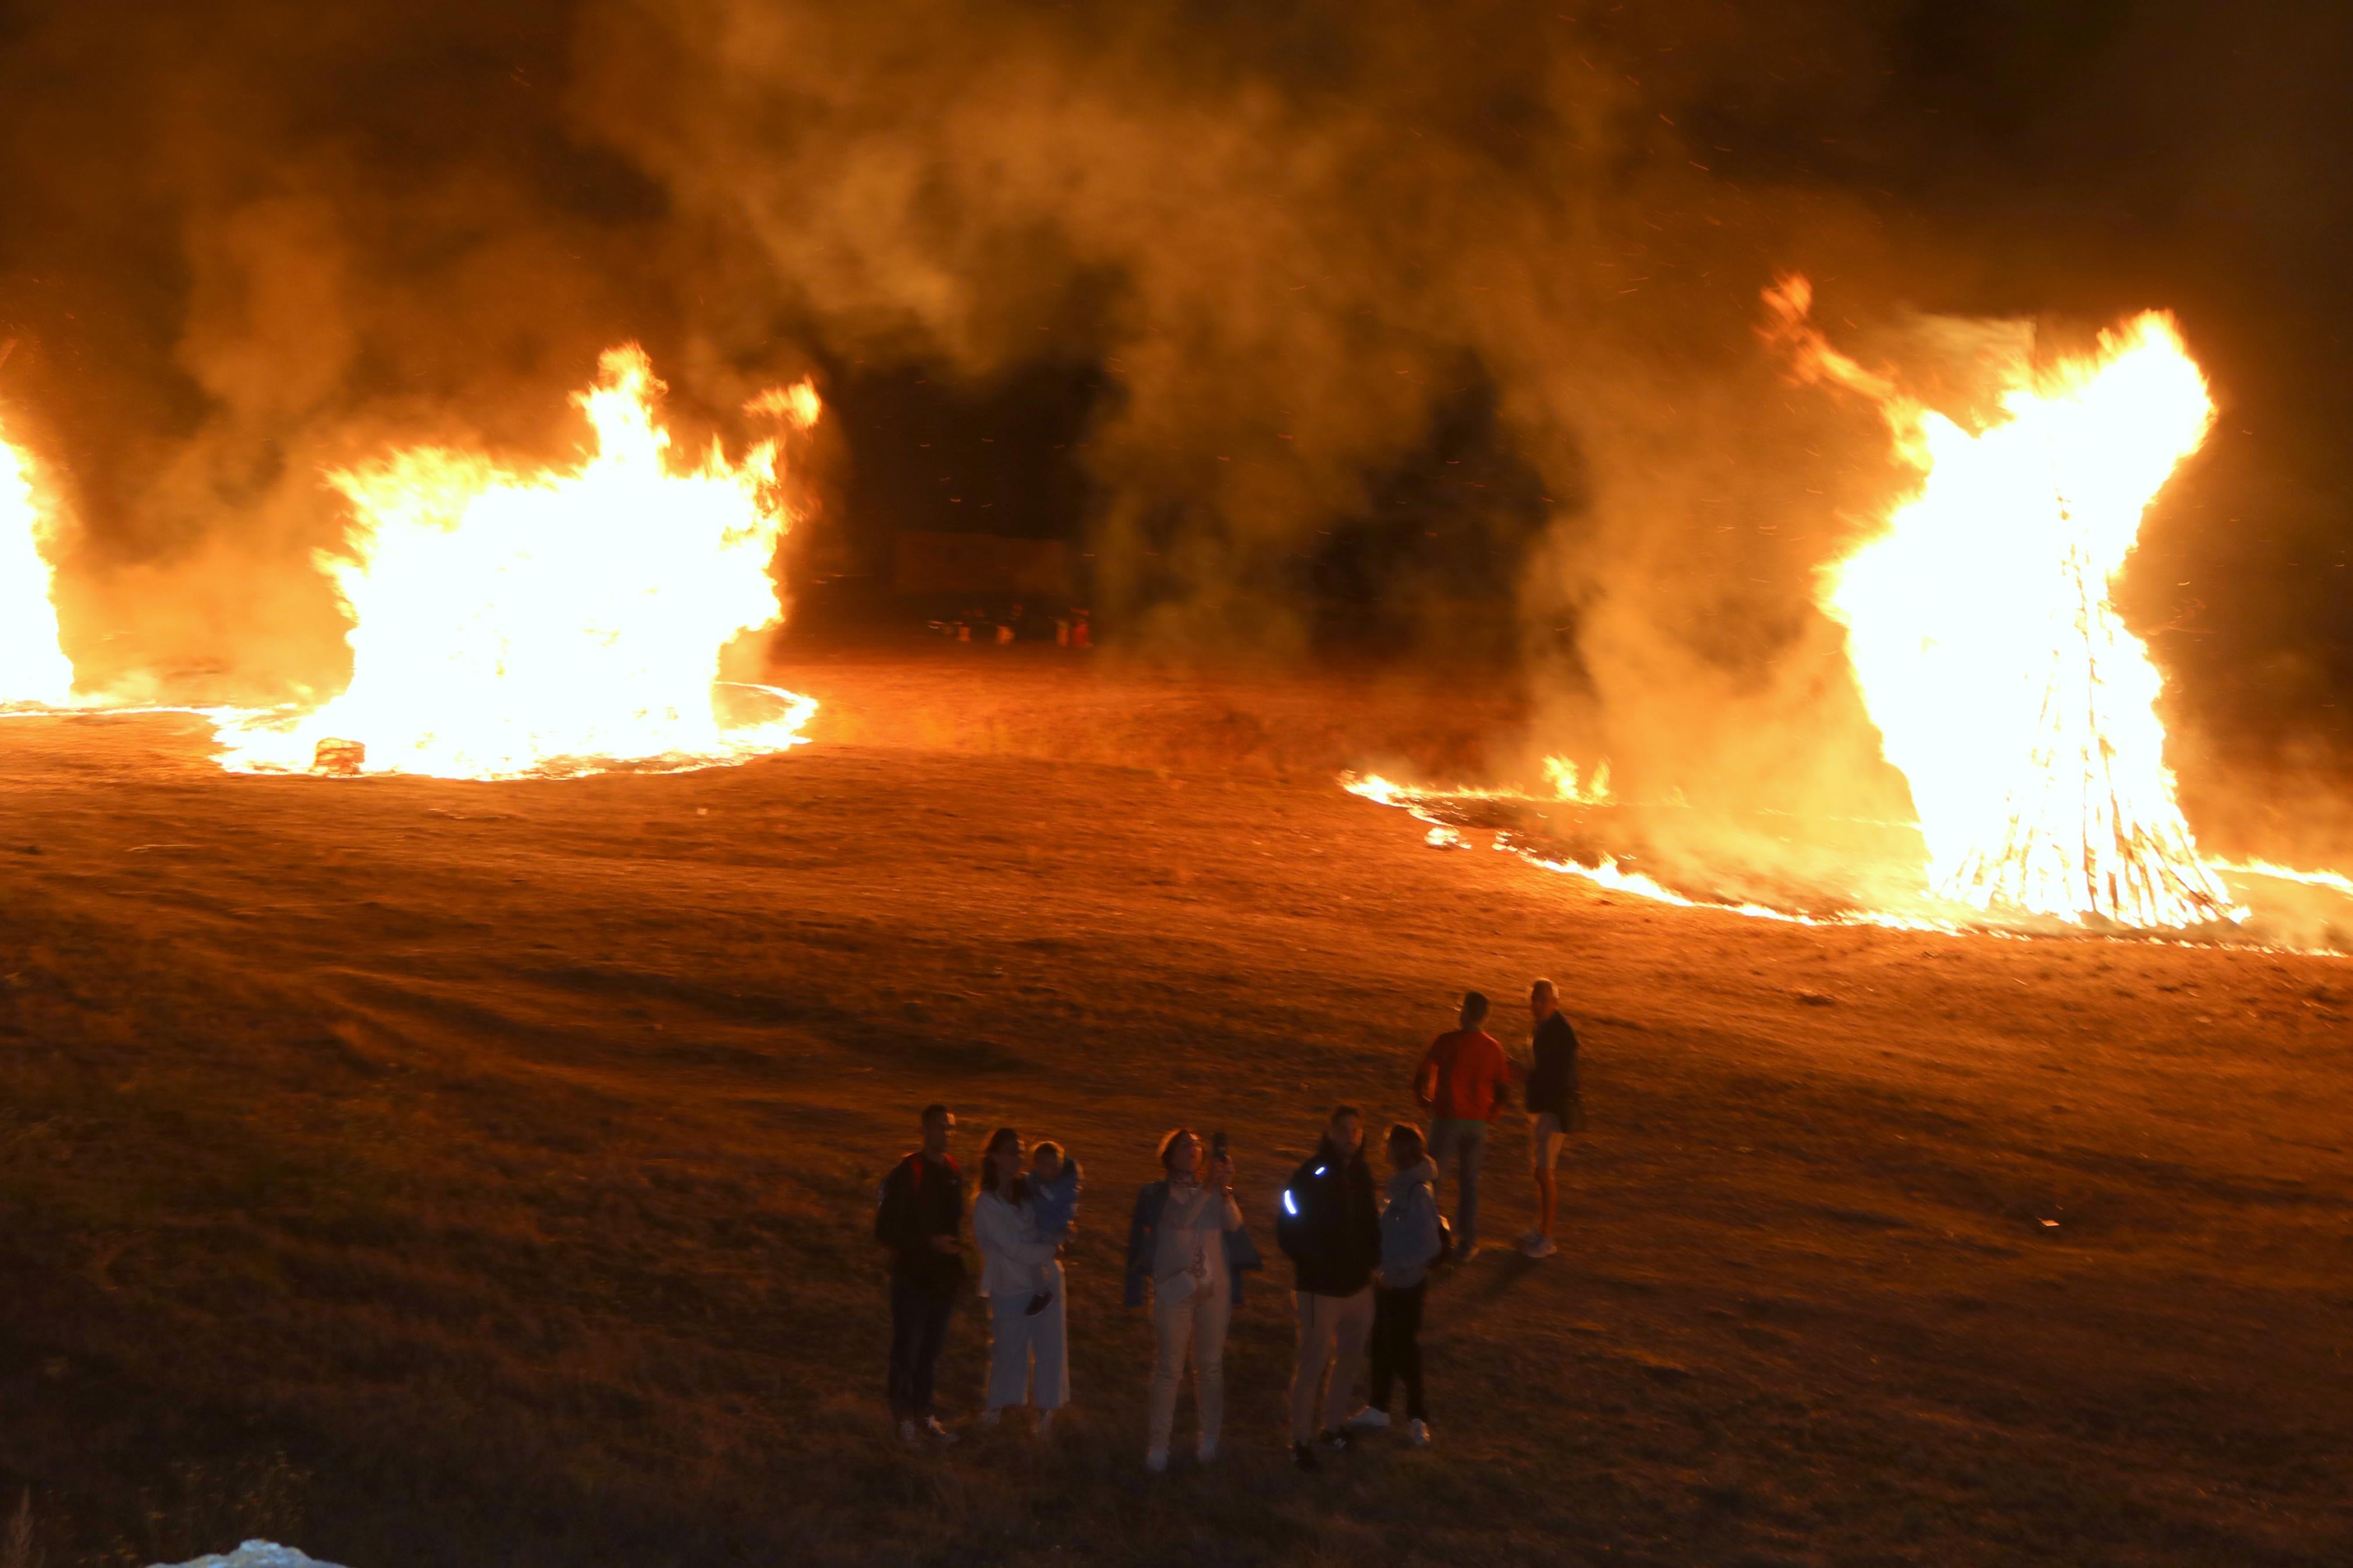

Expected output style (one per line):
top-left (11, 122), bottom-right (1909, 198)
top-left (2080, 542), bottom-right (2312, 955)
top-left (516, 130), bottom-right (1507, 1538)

top-left (2, 646), bottom-right (2349, 1566)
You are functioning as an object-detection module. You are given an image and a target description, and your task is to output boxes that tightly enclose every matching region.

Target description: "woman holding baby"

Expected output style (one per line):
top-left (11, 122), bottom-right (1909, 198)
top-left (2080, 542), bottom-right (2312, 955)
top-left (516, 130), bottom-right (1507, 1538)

top-left (971, 1126), bottom-right (1076, 1435)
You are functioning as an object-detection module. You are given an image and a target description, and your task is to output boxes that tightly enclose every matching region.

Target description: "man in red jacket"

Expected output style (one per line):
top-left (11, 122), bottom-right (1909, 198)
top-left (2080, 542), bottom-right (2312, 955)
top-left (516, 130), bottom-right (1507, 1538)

top-left (1412, 992), bottom-right (1510, 1260)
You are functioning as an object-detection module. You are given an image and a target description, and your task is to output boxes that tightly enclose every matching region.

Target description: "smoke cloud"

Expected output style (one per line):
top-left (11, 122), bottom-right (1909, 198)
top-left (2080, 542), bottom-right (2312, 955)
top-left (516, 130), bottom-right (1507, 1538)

top-left (1, 0), bottom-right (2345, 844)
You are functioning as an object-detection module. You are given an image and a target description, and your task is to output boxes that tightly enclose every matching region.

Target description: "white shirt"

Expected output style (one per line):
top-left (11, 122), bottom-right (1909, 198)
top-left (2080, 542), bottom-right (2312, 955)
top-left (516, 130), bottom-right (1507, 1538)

top-left (973, 1189), bottom-right (1062, 1300)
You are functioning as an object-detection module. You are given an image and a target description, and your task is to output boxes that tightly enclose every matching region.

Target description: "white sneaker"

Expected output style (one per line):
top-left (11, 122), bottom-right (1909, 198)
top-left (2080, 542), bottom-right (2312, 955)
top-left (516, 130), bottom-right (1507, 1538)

top-left (1408, 1418), bottom-right (1431, 1447)
top-left (1196, 1437), bottom-right (1219, 1464)
top-left (1345, 1406), bottom-right (1391, 1431)
top-left (1145, 1446), bottom-right (1169, 1474)
top-left (1523, 1235), bottom-right (1558, 1259)
top-left (921, 1417), bottom-right (959, 1445)
top-left (1519, 1228), bottom-right (1545, 1249)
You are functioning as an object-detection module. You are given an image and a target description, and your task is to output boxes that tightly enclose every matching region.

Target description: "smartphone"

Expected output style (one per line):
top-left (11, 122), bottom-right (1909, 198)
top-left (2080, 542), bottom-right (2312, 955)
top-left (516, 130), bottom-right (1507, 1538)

top-left (1211, 1130), bottom-right (1229, 1161)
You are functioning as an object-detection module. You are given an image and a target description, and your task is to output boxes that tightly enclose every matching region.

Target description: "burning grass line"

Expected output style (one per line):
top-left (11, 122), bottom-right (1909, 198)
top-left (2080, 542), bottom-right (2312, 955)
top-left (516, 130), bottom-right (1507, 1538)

top-left (1343, 771), bottom-right (2352, 955)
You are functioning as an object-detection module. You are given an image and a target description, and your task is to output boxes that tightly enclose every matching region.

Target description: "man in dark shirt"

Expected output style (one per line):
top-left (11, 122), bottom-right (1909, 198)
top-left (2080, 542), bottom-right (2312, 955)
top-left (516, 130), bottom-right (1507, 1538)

top-left (1275, 1105), bottom-right (1382, 1470)
top-left (876, 1104), bottom-right (967, 1443)
top-left (1520, 978), bottom-right (1583, 1260)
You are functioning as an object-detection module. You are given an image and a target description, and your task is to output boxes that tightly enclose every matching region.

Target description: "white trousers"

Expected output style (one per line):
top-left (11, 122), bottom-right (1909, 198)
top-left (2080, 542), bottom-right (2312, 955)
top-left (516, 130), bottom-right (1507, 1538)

top-left (985, 1277), bottom-right (1069, 1413)
top-left (1148, 1282), bottom-right (1232, 1453)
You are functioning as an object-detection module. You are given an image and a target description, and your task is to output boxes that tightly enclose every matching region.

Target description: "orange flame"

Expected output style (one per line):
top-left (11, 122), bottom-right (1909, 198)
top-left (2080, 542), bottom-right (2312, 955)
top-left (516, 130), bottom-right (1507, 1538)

top-left (217, 347), bottom-right (817, 778)
top-left (1, 416), bottom-right (74, 706)
top-left (1780, 279), bottom-right (2233, 929)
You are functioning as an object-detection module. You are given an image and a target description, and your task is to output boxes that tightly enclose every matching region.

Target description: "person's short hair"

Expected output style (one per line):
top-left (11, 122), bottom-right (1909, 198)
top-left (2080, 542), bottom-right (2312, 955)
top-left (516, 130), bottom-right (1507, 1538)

top-left (1531, 977), bottom-right (1558, 1000)
top-left (1328, 1104), bottom-right (1362, 1126)
top-left (1031, 1139), bottom-right (1064, 1163)
top-left (1460, 990), bottom-right (1490, 1026)
top-left (1156, 1128), bottom-right (1198, 1169)
top-left (920, 1103), bottom-right (950, 1125)
top-left (1386, 1121), bottom-right (1426, 1161)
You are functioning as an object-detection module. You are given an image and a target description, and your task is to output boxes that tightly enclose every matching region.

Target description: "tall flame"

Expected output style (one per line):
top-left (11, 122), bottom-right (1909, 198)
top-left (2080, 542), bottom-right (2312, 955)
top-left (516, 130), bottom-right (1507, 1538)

top-left (1, 416), bottom-right (74, 706)
top-left (217, 347), bottom-right (817, 778)
top-left (1772, 278), bottom-right (2231, 928)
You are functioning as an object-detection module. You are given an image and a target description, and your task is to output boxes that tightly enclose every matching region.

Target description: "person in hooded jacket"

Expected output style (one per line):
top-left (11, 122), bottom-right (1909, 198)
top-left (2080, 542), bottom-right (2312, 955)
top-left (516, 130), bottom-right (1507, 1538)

top-left (1274, 1105), bottom-right (1382, 1470)
top-left (1347, 1122), bottom-right (1442, 1445)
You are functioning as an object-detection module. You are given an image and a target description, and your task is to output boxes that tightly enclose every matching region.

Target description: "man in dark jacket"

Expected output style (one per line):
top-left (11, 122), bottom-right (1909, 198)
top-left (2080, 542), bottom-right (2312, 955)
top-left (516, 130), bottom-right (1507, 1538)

top-left (1519, 978), bottom-right (1584, 1260)
top-left (876, 1104), bottom-right (967, 1444)
top-left (1275, 1105), bottom-right (1381, 1470)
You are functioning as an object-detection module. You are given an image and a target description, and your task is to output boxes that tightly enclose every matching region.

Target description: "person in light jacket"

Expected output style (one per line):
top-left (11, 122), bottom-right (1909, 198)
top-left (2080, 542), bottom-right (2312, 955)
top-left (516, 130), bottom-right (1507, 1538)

top-left (1124, 1128), bottom-right (1264, 1474)
top-left (1348, 1122), bottom-right (1442, 1445)
top-left (971, 1126), bottom-right (1069, 1435)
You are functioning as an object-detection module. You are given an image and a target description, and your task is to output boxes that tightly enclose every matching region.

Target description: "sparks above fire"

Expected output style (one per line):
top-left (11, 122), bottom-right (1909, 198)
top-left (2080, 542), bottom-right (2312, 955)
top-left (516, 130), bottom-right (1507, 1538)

top-left (215, 347), bottom-right (819, 780)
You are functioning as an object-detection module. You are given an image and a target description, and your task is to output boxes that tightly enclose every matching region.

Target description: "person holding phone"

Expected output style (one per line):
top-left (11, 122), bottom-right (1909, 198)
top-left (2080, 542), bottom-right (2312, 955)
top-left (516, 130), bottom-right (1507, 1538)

top-left (1123, 1127), bottom-right (1262, 1473)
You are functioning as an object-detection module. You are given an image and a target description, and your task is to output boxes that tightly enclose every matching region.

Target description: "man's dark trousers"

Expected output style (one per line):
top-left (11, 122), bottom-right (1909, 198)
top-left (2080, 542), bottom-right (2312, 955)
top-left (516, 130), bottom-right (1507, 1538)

top-left (889, 1278), bottom-right (957, 1418)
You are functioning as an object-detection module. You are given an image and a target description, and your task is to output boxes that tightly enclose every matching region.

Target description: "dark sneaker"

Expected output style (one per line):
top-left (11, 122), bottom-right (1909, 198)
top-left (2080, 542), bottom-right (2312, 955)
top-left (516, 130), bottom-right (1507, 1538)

top-left (1293, 1442), bottom-right (1319, 1473)
top-left (1319, 1427), bottom-right (1354, 1453)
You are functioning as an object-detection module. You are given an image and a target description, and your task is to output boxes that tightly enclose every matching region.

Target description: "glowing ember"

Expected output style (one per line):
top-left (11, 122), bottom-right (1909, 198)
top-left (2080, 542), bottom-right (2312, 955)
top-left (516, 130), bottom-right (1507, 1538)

top-left (1, 417), bottom-right (74, 706)
top-left (216, 347), bottom-right (819, 779)
top-left (1770, 278), bottom-right (2234, 930)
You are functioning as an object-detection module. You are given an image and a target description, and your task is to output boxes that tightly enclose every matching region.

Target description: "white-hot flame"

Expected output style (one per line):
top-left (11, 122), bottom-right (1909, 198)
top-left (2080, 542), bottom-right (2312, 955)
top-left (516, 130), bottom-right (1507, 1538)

top-left (1, 416), bottom-right (74, 706)
top-left (1773, 279), bottom-right (2233, 929)
top-left (216, 348), bottom-right (818, 778)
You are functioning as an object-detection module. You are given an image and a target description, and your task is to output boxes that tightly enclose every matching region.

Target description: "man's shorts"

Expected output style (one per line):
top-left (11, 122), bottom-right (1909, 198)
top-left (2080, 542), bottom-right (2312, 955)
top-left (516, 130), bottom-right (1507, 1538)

top-left (1529, 1109), bottom-right (1580, 1169)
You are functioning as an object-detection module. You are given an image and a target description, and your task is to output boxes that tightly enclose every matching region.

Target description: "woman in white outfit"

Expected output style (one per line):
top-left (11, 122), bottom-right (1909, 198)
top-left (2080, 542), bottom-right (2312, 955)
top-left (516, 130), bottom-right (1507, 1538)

top-left (1122, 1128), bottom-right (1259, 1474)
top-left (971, 1126), bottom-right (1069, 1434)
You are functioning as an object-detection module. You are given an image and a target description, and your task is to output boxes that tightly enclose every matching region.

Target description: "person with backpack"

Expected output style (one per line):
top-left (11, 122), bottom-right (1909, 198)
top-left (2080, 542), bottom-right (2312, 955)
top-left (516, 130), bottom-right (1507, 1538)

top-left (1124, 1128), bottom-right (1264, 1473)
top-left (1348, 1122), bottom-right (1442, 1445)
top-left (1275, 1105), bottom-right (1381, 1471)
top-left (1412, 991), bottom-right (1512, 1260)
top-left (875, 1104), bottom-right (967, 1446)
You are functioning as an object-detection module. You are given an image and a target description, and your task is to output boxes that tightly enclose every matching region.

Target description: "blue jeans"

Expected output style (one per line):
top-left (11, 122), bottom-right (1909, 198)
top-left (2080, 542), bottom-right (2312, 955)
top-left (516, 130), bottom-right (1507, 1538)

top-left (1429, 1118), bottom-right (1488, 1249)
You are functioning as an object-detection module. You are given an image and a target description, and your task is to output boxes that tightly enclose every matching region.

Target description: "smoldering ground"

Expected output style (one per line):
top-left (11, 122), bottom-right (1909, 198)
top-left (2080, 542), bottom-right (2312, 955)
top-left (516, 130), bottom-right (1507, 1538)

top-left (1, 1), bottom-right (2348, 847)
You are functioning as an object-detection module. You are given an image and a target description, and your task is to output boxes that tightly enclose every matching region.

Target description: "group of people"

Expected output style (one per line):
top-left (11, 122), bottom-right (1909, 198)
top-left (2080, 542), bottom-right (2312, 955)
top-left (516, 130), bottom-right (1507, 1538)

top-left (873, 977), bottom-right (1582, 1472)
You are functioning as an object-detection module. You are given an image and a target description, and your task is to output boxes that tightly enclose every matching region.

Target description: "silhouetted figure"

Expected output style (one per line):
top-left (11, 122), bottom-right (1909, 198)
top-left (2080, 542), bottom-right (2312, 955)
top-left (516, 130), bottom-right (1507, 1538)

top-left (876, 1104), bottom-right (967, 1445)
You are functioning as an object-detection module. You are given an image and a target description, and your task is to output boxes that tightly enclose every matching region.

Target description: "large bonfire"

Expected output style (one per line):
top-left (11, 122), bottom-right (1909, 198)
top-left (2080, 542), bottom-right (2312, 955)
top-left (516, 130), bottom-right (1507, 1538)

top-left (1, 413), bottom-right (75, 706)
top-left (217, 348), bottom-right (819, 779)
top-left (1350, 280), bottom-right (2330, 941)
top-left (1769, 278), bottom-right (2234, 930)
